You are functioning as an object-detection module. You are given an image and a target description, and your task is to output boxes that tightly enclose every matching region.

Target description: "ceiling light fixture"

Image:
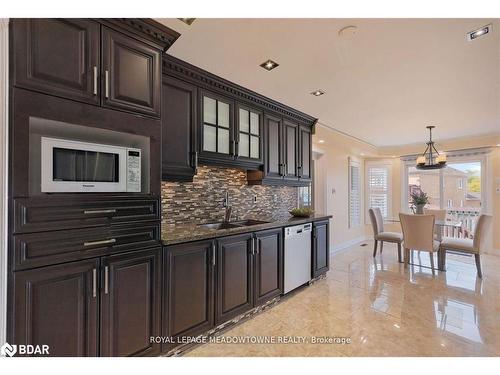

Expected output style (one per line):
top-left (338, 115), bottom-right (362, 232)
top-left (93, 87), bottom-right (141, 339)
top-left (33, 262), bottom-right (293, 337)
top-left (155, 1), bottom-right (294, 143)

top-left (178, 18), bottom-right (196, 26)
top-left (467, 24), bottom-right (492, 41)
top-left (416, 126), bottom-right (447, 170)
top-left (318, 139), bottom-right (325, 144)
top-left (311, 89), bottom-right (325, 97)
top-left (338, 25), bottom-right (358, 37)
top-left (260, 59), bottom-right (279, 71)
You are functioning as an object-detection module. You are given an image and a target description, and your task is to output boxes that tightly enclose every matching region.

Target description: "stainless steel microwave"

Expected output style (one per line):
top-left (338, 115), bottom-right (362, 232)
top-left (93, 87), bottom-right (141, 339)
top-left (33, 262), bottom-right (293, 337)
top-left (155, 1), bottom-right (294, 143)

top-left (41, 137), bottom-right (141, 193)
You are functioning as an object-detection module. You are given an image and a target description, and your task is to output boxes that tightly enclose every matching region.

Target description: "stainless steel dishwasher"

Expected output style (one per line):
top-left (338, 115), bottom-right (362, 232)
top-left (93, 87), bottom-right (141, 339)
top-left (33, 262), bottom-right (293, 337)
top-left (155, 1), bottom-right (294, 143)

top-left (284, 223), bottom-right (312, 294)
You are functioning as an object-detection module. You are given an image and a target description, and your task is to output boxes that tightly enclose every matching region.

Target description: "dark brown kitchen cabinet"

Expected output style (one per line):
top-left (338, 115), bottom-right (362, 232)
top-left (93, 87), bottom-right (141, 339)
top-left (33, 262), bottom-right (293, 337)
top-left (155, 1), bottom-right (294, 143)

top-left (235, 103), bottom-right (263, 167)
top-left (254, 228), bottom-right (283, 306)
top-left (198, 90), bottom-right (235, 164)
top-left (298, 125), bottom-right (312, 181)
top-left (11, 18), bottom-right (100, 105)
top-left (262, 113), bottom-right (283, 181)
top-left (100, 247), bottom-right (161, 357)
top-left (163, 240), bottom-right (215, 351)
top-left (12, 258), bottom-right (99, 357)
top-left (161, 76), bottom-right (197, 181)
top-left (282, 119), bottom-right (299, 181)
top-left (312, 219), bottom-right (330, 277)
top-left (215, 233), bottom-right (254, 325)
top-left (101, 27), bottom-right (161, 117)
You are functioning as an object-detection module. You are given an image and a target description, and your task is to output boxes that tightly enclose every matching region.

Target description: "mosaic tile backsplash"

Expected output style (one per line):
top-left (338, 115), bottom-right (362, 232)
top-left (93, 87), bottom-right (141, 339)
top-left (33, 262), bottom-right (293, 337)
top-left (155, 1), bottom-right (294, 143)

top-left (161, 166), bottom-right (298, 225)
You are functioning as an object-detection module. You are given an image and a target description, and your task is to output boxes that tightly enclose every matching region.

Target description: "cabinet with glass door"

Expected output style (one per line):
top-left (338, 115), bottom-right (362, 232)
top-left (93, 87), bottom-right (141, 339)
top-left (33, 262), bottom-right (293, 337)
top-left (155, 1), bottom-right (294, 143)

top-left (235, 104), bottom-right (263, 167)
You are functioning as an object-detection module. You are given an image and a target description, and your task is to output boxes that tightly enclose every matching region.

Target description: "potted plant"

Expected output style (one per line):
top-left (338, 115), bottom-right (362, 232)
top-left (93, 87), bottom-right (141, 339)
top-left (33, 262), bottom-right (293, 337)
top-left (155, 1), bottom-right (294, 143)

top-left (410, 191), bottom-right (429, 214)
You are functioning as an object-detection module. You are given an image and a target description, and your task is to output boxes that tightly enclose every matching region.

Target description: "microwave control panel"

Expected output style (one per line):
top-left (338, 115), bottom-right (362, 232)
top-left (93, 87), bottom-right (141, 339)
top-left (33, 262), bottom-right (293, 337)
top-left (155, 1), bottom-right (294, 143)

top-left (126, 149), bottom-right (141, 192)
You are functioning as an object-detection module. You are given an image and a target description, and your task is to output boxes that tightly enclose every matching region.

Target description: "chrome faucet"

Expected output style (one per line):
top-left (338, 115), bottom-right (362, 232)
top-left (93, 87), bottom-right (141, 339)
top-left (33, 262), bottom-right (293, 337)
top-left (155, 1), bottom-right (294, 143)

top-left (222, 191), bottom-right (232, 223)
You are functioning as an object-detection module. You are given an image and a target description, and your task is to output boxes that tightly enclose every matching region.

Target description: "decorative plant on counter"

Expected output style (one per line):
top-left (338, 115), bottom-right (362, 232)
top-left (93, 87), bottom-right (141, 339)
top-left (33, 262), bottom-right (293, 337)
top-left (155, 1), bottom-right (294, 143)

top-left (410, 191), bottom-right (429, 214)
top-left (289, 207), bottom-right (314, 218)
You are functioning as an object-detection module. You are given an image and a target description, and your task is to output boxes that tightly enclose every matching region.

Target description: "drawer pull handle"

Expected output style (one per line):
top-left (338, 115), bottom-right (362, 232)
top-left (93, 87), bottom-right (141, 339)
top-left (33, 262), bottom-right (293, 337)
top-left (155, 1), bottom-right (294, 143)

top-left (104, 266), bottom-right (109, 295)
top-left (92, 268), bottom-right (97, 298)
top-left (84, 238), bottom-right (116, 247)
top-left (83, 209), bottom-right (117, 215)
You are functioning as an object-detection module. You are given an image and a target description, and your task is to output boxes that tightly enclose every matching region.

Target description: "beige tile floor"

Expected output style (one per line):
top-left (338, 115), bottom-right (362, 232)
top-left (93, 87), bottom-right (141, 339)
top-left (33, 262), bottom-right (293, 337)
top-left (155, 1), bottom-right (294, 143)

top-left (186, 241), bottom-right (500, 357)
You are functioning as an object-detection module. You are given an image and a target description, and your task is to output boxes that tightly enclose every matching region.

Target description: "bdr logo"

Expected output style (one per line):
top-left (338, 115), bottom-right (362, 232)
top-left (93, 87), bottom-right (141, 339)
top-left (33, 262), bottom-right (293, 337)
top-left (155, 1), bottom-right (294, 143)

top-left (1, 342), bottom-right (50, 357)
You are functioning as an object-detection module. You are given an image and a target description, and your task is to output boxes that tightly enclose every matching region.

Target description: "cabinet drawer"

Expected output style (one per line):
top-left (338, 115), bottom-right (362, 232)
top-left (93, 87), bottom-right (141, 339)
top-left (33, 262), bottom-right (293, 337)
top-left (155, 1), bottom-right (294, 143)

top-left (13, 222), bottom-right (160, 270)
top-left (13, 196), bottom-right (160, 233)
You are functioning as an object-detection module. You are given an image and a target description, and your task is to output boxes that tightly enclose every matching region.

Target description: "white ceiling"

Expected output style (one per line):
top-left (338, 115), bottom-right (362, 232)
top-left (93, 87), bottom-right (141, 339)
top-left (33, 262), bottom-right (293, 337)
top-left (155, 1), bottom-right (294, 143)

top-left (156, 18), bottom-right (500, 147)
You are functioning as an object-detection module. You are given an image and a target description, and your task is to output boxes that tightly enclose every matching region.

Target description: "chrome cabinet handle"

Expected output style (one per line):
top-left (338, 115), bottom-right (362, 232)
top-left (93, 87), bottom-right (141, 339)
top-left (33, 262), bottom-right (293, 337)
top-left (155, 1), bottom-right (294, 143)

top-left (83, 238), bottom-right (116, 247)
top-left (104, 266), bottom-right (109, 295)
top-left (212, 243), bottom-right (216, 267)
top-left (84, 209), bottom-right (116, 215)
top-left (93, 66), bottom-right (98, 95)
top-left (105, 70), bottom-right (109, 98)
top-left (92, 268), bottom-right (97, 298)
top-left (251, 237), bottom-right (255, 255)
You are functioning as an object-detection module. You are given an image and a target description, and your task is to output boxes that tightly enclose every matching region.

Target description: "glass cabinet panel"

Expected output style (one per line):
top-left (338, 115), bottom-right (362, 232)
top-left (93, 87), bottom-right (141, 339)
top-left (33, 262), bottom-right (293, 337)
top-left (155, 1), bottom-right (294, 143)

top-left (238, 107), bottom-right (261, 160)
top-left (218, 101), bottom-right (230, 128)
top-left (203, 125), bottom-right (217, 152)
top-left (218, 128), bottom-right (230, 154)
top-left (239, 109), bottom-right (249, 132)
top-left (239, 133), bottom-right (249, 157)
top-left (250, 112), bottom-right (259, 135)
top-left (202, 94), bottom-right (233, 155)
top-left (203, 96), bottom-right (217, 124)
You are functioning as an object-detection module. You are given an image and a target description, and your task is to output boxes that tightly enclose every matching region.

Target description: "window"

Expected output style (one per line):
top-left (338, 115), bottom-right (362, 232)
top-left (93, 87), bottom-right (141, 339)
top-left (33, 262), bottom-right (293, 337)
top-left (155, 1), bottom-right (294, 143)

top-left (348, 158), bottom-right (361, 228)
top-left (447, 199), bottom-right (453, 207)
top-left (366, 161), bottom-right (392, 220)
top-left (458, 178), bottom-right (464, 190)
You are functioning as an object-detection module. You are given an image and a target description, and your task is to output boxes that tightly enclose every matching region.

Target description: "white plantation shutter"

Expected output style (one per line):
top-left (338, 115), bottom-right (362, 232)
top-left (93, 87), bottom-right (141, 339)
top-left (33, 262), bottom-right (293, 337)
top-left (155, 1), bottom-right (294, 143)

top-left (366, 162), bottom-right (392, 220)
top-left (349, 159), bottom-right (361, 228)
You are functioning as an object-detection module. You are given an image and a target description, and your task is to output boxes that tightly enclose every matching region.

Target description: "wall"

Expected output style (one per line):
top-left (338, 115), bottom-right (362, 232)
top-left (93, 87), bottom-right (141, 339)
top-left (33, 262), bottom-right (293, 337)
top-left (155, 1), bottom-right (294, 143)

top-left (161, 165), bottom-right (298, 226)
top-left (312, 123), bottom-right (378, 251)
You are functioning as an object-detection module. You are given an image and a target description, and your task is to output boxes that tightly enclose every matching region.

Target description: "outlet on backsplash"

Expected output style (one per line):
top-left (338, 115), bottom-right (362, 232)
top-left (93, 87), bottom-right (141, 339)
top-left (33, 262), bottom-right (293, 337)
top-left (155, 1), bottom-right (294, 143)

top-left (161, 165), bottom-right (299, 226)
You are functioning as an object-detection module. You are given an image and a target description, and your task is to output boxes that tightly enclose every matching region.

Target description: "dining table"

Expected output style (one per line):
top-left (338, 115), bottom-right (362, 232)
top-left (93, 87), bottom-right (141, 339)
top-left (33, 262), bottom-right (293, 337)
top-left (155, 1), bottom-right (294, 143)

top-left (383, 218), bottom-right (463, 271)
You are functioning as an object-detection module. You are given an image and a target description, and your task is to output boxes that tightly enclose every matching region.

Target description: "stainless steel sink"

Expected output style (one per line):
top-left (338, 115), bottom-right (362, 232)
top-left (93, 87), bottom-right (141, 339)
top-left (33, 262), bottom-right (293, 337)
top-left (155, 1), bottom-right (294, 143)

top-left (232, 219), bottom-right (270, 227)
top-left (198, 219), bottom-right (270, 230)
top-left (198, 222), bottom-right (240, 230)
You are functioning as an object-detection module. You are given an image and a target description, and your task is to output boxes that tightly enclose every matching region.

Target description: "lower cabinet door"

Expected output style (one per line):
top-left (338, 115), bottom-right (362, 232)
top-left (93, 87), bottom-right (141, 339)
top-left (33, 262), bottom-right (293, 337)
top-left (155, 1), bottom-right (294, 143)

top-left (254, 228), bottom-right (283, 306)
top-left (215, 233), bottom-right (254, 325)
top-left (100, 247), bottom-right (161, 357)
top-left (12, 259), bottom-right (99, 356)
top-left (313, 220), bottom-right (330, 277)
top-left (163, 240), bottom-right (215, 352)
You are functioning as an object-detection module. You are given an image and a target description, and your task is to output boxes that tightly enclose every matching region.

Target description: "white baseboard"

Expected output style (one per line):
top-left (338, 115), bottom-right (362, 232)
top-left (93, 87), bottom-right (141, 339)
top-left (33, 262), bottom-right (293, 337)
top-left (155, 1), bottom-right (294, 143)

top-left (330, 236), bottom-right (368, 254)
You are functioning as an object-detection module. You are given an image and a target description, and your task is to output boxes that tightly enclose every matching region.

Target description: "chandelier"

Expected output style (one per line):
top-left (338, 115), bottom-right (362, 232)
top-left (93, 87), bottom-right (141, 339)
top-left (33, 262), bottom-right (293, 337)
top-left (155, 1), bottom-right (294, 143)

top-left (416, 126), bottom-right (447, 170)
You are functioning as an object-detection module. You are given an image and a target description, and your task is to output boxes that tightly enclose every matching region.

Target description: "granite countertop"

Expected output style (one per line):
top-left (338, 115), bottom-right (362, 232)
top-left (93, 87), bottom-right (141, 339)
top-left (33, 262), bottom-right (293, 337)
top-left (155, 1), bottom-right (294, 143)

top-left (161, 213), bottom-right (332, 246)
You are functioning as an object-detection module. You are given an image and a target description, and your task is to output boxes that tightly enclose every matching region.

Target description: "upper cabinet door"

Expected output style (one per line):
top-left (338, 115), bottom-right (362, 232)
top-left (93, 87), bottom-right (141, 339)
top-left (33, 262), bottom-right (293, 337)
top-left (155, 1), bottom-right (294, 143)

top-left (100, 247), bottom-right (161, 357)
top-left (298, 125), bottom-right (312, 181)
top-left (282, 119), bottom-right (299, 180)
top-left (235, 104), bottom-right (263, 165)
top-left (161, 76), bottom-right (197, 182)
top-left (12, 259), bottom-right (99, 357)
top-left (199, 90), bottom-right (235, 162)
top-left (101, 27), bottom-right (161, 117)
top-left (263, 113), bottom-right (283, 180)
top-left (12, 18), bottom-right (100, 105)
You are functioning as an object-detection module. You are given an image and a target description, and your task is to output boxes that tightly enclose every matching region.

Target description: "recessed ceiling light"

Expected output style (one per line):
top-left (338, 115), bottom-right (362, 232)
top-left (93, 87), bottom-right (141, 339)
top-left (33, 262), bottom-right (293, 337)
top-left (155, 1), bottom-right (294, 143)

top-left (360, 153), bottom-right (365, 156)
top-left (311, 89), bottom-right (325, 97)
top-left (467, 24), bottom-right (492, 41)
top-left (260, 59), bottom-right (279, 71)
top-left (318, 139), bottom-right (325, 144)
top-left (178, 18), bottom-right (196, 26)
